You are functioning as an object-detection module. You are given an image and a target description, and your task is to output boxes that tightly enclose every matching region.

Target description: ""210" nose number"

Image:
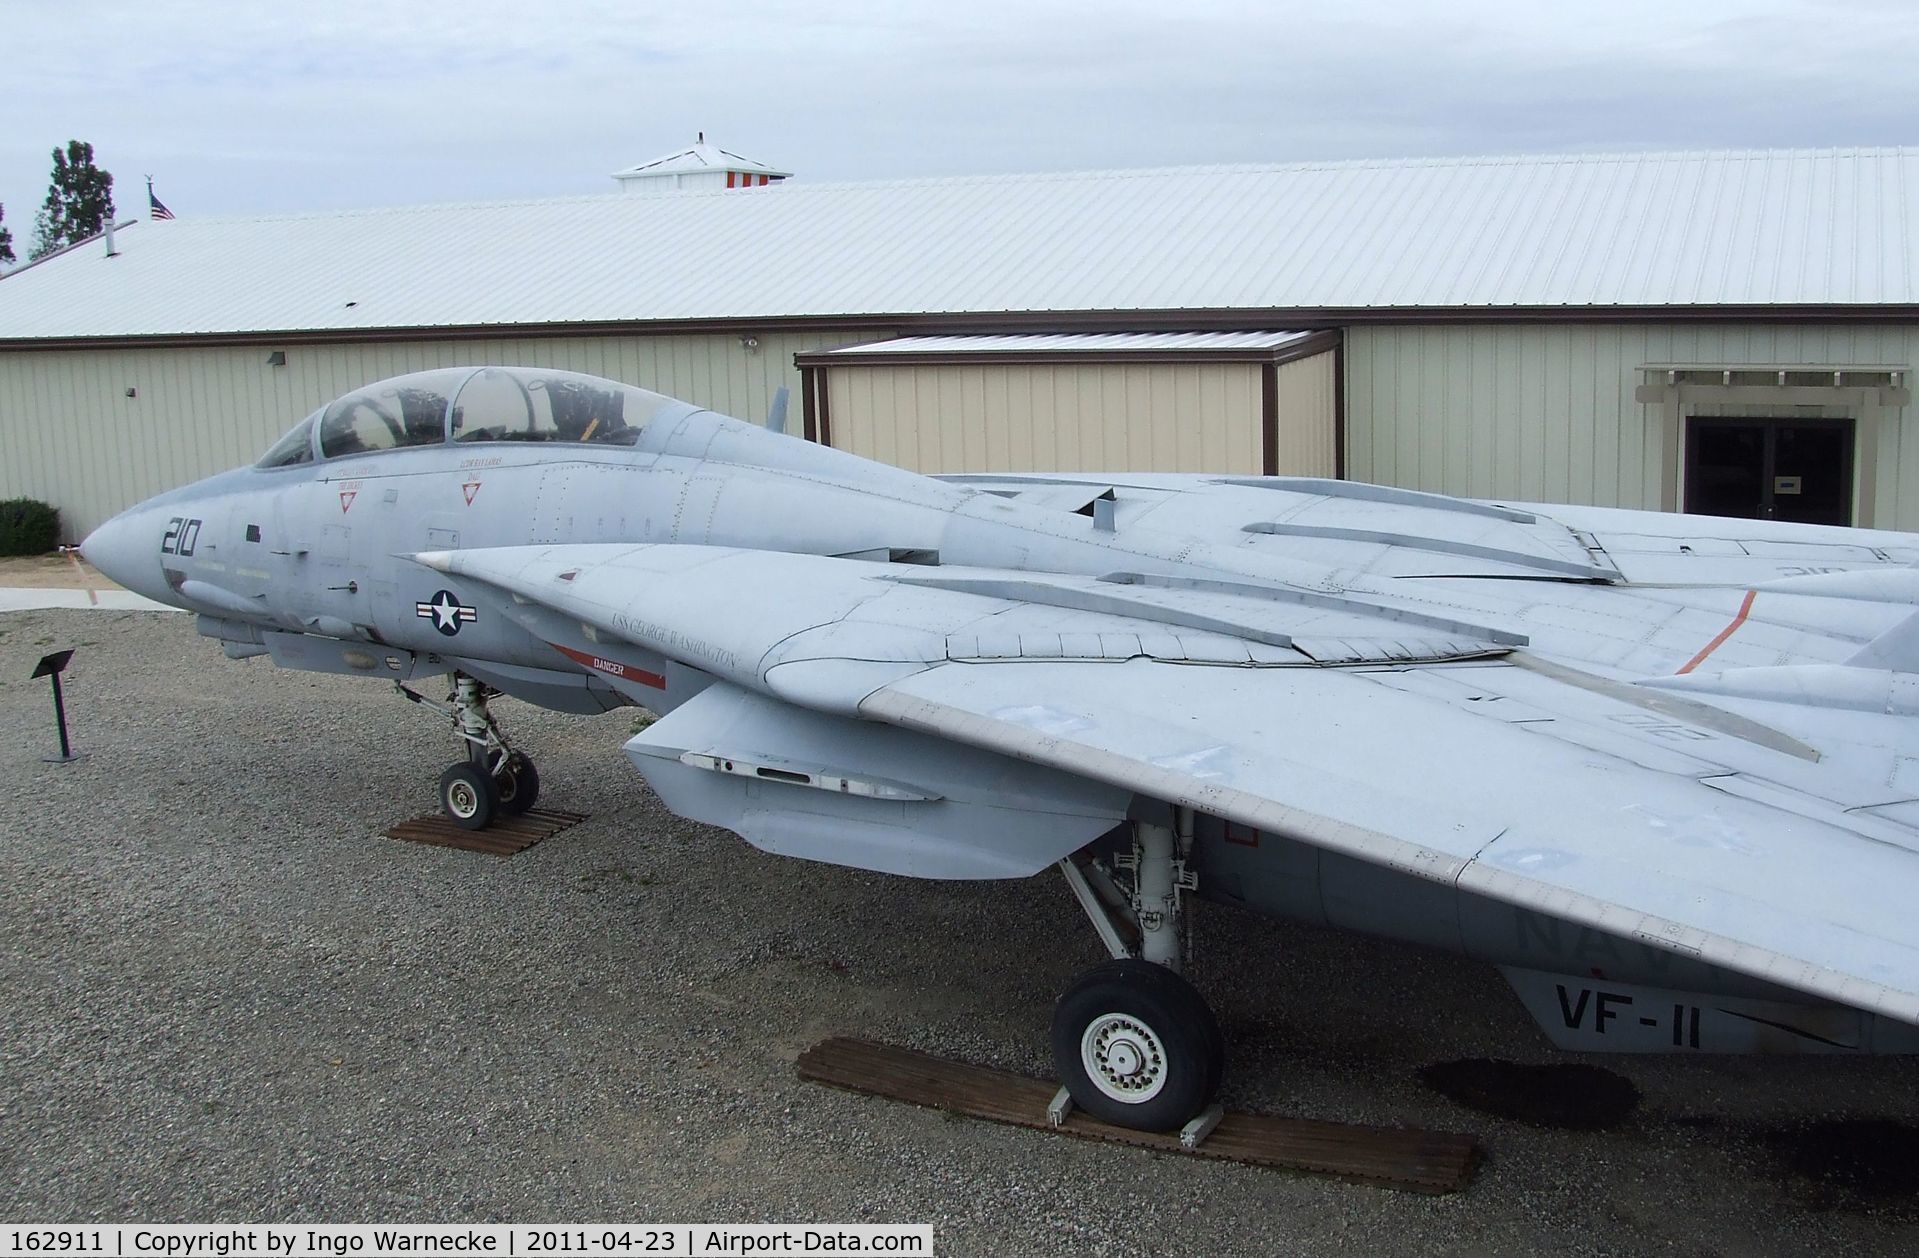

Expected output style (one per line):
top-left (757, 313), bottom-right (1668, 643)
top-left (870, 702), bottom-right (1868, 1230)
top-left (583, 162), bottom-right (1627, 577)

top-left (161, 516), bottom-right (203, 557)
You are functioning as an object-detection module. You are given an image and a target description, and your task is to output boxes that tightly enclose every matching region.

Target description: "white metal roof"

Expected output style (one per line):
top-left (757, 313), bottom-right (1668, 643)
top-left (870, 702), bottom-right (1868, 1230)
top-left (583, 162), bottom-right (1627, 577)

top-left (817, 331), bottom-right (1321, 355)
top-left (611, 139), bottom-right (791, 180)
top-left (2, 147), bottom-right (1916, 341)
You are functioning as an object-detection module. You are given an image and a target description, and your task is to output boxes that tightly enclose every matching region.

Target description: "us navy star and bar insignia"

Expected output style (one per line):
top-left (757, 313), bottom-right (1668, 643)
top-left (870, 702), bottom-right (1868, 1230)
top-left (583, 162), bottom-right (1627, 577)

top-left (416, 589), bottom-right (477, 636)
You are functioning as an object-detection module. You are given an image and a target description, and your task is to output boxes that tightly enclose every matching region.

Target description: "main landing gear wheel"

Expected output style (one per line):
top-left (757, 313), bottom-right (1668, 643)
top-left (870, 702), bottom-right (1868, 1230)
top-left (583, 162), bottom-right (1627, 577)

top-left (1052, 811), bottom-right (1225, 1133)
top-left (1051, 958), bottom-right (1225, 1131)
top-left (494, 750), bottom-right (540, 816)
top-left (439, 762), bottom-right (499, 831)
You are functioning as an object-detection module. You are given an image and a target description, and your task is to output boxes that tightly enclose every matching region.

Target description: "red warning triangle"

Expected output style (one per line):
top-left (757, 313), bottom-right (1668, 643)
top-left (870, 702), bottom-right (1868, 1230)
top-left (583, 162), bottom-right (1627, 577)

top-left (339, 489), bottom-right (357, 513)
top-left (462, 479), bottom-right (481, 505)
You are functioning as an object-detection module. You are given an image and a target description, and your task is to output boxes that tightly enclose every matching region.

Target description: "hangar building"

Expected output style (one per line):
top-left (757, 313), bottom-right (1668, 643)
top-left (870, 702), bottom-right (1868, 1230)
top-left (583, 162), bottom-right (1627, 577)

top-left (0, 145), bottom-right (1913, 539)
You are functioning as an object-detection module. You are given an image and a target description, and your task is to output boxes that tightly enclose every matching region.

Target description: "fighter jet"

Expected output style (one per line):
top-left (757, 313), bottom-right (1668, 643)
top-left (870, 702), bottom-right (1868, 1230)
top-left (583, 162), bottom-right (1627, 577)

top-left (81, 365), bottom-right (1919, 1132)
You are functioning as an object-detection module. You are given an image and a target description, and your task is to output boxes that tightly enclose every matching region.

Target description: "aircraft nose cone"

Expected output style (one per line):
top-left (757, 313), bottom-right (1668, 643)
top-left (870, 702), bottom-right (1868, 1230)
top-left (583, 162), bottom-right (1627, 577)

top-left (80, 511), bottom-right (155, 596)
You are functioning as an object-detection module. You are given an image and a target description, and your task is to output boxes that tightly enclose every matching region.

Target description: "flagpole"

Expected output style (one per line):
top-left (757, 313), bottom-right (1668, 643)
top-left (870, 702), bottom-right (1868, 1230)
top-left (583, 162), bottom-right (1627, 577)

top-left (145, 175), bottom-right (174, 221)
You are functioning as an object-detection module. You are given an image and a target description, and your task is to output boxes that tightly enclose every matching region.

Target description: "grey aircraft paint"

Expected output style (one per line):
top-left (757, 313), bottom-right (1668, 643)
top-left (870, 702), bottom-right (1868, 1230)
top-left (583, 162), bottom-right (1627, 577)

top-left (82, 367), bottom-right (1919, 1073)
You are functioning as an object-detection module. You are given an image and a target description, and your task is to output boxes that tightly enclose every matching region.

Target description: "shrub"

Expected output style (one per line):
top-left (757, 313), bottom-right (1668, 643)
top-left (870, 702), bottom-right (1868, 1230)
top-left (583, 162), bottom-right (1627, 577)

top-left (0, 498), bottom-right (60, 556)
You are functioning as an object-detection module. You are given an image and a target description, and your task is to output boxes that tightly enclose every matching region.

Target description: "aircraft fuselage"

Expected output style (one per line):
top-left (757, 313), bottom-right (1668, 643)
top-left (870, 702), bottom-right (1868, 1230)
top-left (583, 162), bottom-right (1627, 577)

top-left (80, 380), bottom-right (1919, 1058)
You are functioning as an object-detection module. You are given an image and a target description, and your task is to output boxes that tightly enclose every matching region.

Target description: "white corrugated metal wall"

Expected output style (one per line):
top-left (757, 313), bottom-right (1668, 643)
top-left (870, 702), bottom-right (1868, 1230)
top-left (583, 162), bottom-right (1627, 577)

top-left (1344, 323), bottom-right (1918, 530)
top-left (0, 330), bottom-right (854, 538)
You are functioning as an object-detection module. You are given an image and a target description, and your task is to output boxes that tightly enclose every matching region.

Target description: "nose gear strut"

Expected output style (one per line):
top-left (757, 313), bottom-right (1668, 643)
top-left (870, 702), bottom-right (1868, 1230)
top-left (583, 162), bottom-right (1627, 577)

top-left (397, 673), bottom-right (541, 829)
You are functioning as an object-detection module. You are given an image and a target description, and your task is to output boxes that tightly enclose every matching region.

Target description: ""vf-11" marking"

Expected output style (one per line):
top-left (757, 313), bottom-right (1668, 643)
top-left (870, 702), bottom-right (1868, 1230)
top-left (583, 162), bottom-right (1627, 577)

top-left (1557, 985), bottom-right (1702, 1047)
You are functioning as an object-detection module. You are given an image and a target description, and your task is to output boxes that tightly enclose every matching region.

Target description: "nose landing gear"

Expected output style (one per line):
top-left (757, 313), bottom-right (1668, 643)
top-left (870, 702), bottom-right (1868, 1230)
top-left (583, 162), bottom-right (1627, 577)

top-left (401, 674), bottom-right (541, 830)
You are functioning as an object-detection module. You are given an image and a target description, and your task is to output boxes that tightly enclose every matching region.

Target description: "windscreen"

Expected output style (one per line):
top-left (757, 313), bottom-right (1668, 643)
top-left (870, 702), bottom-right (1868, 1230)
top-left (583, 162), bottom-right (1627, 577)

top-left (256, 411), bottom-right (320, 467)
top-left (318, 369), bottom-right (469, 459)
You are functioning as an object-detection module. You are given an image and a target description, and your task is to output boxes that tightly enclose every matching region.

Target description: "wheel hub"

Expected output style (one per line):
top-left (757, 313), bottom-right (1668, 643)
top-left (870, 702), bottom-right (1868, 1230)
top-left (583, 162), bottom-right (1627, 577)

top-left (1081, 1012), bottom-right (1168, 1104)
top-left (447, 780), bottom-right (478, 817)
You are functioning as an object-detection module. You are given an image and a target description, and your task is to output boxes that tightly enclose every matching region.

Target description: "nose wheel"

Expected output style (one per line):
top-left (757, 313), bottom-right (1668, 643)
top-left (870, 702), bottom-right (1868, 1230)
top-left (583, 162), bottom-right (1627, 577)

top-left (493, 750), bottom-right (540, 816)
top-left (439, 762), bottom-right (498, 831)
top-left (403, 674), bottom-right (541, 830)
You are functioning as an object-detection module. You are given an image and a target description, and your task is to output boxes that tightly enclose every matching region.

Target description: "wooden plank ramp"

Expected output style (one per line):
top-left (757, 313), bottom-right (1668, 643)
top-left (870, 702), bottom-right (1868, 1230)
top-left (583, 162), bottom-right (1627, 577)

top-left (797, 1036), bottom-right (1479, 1193)
top-left (384, 808), bottom-right (587, 856)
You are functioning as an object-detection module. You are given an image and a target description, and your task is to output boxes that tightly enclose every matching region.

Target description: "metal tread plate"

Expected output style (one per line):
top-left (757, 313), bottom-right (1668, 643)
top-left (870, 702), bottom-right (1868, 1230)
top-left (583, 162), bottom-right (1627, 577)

top-left (796, 1036), bottom-right (1479, 1193)
top-left (384, 808), bottom-right (587, 856)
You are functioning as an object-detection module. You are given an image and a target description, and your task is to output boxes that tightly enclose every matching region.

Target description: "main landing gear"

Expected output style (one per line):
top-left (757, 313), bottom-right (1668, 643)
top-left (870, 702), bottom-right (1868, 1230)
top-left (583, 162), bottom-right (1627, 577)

top-left (1052, 808), bottom-right (1225, 1134)
top-left (401, 674), bottom-right (540, 830)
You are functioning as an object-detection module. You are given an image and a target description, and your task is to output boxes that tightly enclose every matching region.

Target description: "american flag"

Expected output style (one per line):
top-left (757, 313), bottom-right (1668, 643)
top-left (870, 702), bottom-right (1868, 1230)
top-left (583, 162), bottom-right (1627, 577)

top-left (147, 176), bottom-right (173, 221)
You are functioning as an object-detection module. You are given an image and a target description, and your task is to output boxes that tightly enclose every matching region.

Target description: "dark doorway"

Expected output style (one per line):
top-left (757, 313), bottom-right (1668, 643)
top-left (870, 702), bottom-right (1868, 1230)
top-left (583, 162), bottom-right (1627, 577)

top-left (1683, 417), bottom-right (1854, 526)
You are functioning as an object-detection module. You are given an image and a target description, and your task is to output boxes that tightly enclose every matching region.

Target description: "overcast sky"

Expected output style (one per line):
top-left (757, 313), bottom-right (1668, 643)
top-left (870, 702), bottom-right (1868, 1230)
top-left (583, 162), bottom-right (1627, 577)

top-left (5, 0), bottom-right (1919, 230)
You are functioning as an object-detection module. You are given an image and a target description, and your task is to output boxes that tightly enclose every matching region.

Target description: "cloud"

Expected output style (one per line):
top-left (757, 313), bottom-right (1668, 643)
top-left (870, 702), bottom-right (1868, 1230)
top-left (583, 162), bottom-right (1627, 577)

top-left (2, 0), bottom-right (1916, 221)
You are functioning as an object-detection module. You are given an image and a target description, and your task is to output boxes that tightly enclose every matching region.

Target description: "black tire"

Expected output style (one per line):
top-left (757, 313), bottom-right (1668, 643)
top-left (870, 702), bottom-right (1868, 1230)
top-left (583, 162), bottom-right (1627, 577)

top-left (495, 752), bottom-right (540, 816)
top-left (439, 762), bottom-right (498, 831)
top-left (1051, 958), bottom-right (1225, 1132)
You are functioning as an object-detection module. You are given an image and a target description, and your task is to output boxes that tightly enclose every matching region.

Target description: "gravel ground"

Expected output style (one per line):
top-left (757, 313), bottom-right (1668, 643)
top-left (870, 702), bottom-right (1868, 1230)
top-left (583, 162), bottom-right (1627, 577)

top-left (3, 610), bottom-right (1915, 1255)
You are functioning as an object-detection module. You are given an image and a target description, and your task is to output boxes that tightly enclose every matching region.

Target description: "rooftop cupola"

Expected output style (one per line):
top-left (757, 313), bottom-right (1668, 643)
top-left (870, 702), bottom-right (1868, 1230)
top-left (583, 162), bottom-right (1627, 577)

top-left (610, 134), bottom-right (791, 195)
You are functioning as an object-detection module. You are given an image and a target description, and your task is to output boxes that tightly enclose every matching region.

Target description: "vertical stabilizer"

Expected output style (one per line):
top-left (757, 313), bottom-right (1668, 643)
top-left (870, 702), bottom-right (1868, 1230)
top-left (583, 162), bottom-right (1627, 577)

top-left (1847, 609), bottom-right (1919, 673)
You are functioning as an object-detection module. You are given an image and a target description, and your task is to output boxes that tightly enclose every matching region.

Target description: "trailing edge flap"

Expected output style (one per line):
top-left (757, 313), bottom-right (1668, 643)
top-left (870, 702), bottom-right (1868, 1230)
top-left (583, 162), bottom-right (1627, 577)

top-left (860, 657), bottom-right (1919, 1025)
top-left (1847, 608), bottom-right (1919, 673)
top-left (625, 681), bottom-right (1128, 881)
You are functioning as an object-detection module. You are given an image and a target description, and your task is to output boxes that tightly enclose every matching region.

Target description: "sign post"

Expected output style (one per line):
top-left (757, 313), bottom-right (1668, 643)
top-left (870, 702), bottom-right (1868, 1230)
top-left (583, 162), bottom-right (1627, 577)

top-left (31, 649), bottom-right (80, 764)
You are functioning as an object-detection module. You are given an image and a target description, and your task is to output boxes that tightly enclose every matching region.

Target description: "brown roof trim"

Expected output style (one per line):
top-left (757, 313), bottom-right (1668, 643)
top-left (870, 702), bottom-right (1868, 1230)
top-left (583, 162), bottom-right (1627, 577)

top-left (871, 305), bottom-right (1919, 330)
top-left (3, 305), bottom-right (1916, 352)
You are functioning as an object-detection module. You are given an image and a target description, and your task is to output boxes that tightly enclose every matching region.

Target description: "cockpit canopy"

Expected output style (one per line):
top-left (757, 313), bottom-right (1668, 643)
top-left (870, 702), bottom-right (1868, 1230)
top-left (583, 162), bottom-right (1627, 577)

top-left (257, 366), bottom-right (686, 467)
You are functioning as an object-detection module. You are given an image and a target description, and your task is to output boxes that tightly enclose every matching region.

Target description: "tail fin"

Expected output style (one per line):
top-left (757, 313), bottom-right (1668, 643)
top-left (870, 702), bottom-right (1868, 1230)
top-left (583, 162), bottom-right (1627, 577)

top-left (766, 386), bottom-right (790, 435)
top-left (1848, 608), bottom-right (1919, 672)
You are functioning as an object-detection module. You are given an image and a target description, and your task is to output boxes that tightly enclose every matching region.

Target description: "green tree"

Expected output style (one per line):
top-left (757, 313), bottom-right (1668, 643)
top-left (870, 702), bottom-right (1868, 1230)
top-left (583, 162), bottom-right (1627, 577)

top-left (0, 203), bottom-right (14, 267)
top-left (30, 140), bottom-right (114, 260)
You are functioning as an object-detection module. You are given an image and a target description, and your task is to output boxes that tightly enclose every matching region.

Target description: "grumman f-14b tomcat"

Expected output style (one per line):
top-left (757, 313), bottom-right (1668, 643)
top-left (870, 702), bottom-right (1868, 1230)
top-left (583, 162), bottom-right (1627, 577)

top-left (81, 365), bottom-right (1919, 1132)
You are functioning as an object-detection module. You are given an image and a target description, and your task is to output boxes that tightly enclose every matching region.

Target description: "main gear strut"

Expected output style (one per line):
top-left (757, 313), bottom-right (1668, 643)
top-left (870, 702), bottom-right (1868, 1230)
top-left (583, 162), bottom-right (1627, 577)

top-left (1050, 806), bottom-right (1223, 1133)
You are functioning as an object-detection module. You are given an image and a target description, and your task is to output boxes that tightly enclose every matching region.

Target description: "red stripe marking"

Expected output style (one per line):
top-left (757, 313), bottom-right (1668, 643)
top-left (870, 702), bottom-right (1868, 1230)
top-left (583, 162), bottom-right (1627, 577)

top-left (1677, 590), bottom-right (1757, 674)
top-left (549, 641), bottom-right (666, 690)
